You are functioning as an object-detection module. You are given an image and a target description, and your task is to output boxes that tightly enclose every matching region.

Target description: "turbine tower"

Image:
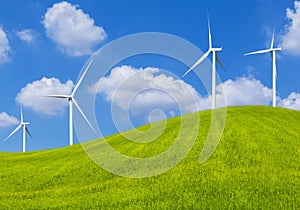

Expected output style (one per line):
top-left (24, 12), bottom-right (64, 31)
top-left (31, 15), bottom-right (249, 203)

top-left (182, 17), bottom-right (225, 109)
top-left (4, 108), bottom-right (32, 152)
top-left (244, 32), bottom-right (281, 107)
top-left (42, 59), bottom-right (96, 146)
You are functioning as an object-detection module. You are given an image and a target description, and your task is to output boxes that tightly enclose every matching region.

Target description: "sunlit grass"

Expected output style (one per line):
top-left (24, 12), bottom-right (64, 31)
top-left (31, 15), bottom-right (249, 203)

top-left (0, 106), bottom-right (299, 209)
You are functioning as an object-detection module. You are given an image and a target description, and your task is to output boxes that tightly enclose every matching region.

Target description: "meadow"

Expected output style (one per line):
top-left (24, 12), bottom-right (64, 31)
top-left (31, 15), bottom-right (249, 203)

top-left (0, 106), bottom-right (299, 209)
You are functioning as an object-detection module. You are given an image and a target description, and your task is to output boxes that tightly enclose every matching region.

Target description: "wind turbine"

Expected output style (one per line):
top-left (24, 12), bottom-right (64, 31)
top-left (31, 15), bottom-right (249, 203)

top-left (244, 32), bottom-right (281, 107)
top-left (182, 17), bottom-right (226, 109)
top-left (41, 59), bottom-right (96, 146)
top-left (4, 108), bottom-right (32, 153)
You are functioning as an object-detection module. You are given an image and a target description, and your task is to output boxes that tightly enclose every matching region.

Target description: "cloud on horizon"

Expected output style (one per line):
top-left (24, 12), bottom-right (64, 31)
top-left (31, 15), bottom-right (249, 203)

top-left (217, 76), bottom-right (273, 107)
top-left (94, 66), bottom-right (300, 115)
top-left (278, 92), bottom-right (300, 110)
top-left (42, 1), bottom-right (107, 56)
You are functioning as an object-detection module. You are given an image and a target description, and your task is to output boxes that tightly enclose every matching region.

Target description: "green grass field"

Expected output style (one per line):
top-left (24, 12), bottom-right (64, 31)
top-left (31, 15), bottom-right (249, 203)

top-left (0, 106), bottom-right (299, 209)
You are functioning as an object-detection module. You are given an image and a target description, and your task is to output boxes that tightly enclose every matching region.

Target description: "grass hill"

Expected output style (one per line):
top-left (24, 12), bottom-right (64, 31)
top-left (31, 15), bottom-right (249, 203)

top-left (0, 106), bottom-right (299, 209)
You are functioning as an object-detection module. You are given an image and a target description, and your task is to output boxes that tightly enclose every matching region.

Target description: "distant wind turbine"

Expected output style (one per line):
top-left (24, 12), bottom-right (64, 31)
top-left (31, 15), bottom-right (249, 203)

top-left (244, 32), bottom-right (281, 107)
top-left (41, 59), bottom-right (96, 146)
top-left (182, 16), bottom-right (226, 109)
top-left (4, 108), bottom-right (32, 153)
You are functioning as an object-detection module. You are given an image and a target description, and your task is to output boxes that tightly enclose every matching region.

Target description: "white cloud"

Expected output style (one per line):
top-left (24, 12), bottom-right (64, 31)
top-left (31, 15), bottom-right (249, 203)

top-left (0, 112), bottom-right (19, 128)
top-left (280, 1), bottom-right (300, 55)
top-left (93, 66), bottom-right (201, 116)
top-left (197, 76), bottom-right (300, 111)
top-left (279, 92), bottom-right (300, 110)
top-left (16, 29), bottom-right (36, 43)
top-left (15, 77), bottom-right (74, 116)
top-left (0, 26), bottom-right (11, 63)
top-left (93, 66), bottom-right (300, 118)
top-left (42, 1), bottom-right (107, 56)
top-left (181, 76), bottom-right (273, 110)
top-left (217, 76), bottom-right (300, 111)
top-left (217, 76), bottom-right (273, 107)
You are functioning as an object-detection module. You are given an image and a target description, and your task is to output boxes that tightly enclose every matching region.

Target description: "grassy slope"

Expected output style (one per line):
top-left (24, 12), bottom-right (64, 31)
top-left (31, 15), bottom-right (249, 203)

top-left (0, 106), bottom-right (299, 209)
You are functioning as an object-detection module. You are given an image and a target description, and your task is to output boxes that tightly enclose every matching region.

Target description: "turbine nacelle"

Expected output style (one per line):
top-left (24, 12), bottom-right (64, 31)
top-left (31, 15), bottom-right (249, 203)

top-left (209, 47), bottom-right (222, 52)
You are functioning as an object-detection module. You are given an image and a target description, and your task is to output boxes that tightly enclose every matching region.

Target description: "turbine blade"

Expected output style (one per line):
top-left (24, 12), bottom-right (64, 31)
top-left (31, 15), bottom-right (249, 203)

top-left (215, 54), bottom-right (226, 71)
top-left (72, 98), bottom-right (97, 134)
top-left (25, 126), bottom-right (32, 138)
top-left (275, 65), bottom-right (278, 81)
top-left (182, 50), bottom-right (210, 77)
top-left (244, 49), bottom-right (271, 56)
top-left (4, 124), bottom-right (22, 142)
top-left (20, 107), bottom-right (23, 123)
top-left (72, 58), bottom-right (94, 97)
top-left (38, 95), bottom-right (70, 98)
top-left (208, 16), bottom-right (212, 49)
top-left (270, 31), bottom-right (275, 49)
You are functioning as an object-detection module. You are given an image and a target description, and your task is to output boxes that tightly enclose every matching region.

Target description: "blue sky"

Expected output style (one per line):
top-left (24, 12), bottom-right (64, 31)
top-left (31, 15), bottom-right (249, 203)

top-left (0, 0), bottom-right (299, 152)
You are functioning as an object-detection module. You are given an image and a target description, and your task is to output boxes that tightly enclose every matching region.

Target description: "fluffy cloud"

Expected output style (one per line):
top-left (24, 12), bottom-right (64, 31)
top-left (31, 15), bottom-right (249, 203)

top-left (280, 1), bottom-right (300, 55)
top-left (188, 76), bottom-right (272, 110)
top-left (0, 26), bottom-right (11, 63)
top-left (42, 1), bottom-right (107, 56)
top-left (279, 92), bottom-right (300, 110)
top-left (0, 112), bottom-right (19, 128)
top-left (217, 76), bottom-right (272, 106)
top-left (93, 66), bottom-right (201, 116)
top-left (16, 29), bottom-right (36, 43)
top-left (16, 77), bottom-right (74, 116)
top-left (93, 65), bottom-right (300, 120)
top-left (197, 77), bottom-right (300, 111)
top-left (97, 66), bottom-right (294, 109)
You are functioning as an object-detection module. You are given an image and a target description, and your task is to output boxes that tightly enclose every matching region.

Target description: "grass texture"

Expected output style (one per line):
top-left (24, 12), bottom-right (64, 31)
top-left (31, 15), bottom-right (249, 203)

top-left (0, 106), bottom-right (299, 209)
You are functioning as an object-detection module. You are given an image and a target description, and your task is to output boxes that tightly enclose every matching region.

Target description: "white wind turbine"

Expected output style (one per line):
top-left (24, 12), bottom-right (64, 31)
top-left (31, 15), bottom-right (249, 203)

top-left (4, 108), bottom-right (32, 153)
top-left (244, 32), bottom-right (281, 107)
top-left (42, 59), bottom-right (96, 146)
top-left (182, 17), bottom-right (226, 109)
